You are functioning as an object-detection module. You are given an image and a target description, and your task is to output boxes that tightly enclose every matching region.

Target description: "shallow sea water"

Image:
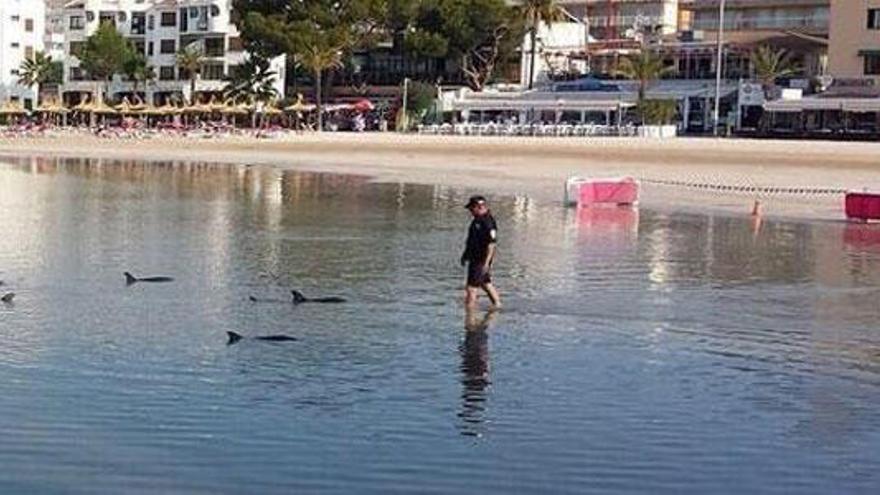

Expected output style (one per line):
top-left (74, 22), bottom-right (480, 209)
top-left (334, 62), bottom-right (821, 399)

top-left (1, 156), bottom-right (879, 494)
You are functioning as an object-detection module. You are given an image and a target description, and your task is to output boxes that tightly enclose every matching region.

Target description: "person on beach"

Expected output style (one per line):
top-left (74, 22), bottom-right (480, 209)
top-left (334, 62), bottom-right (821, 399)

top-left (460, 195), bottom-right (501, 309)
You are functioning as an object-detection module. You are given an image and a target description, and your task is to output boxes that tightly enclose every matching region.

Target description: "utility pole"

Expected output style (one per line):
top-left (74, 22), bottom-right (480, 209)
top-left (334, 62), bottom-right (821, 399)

top-left (713, 0), bottom-right (726, 137)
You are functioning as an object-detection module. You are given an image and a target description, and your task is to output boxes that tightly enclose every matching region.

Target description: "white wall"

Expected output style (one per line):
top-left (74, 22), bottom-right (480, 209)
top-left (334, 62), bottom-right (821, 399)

top-left (521, 22), bottom-right (588, 88)
top-left (0, 0), bottom-right (46, 105)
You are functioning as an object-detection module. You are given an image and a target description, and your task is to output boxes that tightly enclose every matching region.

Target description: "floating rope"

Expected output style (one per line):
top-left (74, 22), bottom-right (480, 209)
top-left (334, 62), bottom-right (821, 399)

top-left (638, 177), bottom-right (847, 197)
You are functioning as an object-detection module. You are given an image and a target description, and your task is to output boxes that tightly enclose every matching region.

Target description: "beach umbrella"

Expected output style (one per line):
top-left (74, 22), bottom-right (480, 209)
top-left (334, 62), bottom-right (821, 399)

top-left (352, 98), bottom-right (375, 112)
top-left (91, 100), bottom-right (118, 114)
top-left (285, 101), bottom-right (316, 113)
top-left (0, 100), bottom-right (28, 115)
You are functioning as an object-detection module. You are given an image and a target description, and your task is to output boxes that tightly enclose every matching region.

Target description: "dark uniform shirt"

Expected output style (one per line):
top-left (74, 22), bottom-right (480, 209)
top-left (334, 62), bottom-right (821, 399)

top-left (463, 213), bottom-right (498, 263)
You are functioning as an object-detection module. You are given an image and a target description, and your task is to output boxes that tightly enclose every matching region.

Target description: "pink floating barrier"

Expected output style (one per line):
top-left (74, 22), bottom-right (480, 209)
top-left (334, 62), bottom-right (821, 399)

top-left (845, 192), bottom-right (880, 221)
top-left (573, 177), bottom-right (639, 206)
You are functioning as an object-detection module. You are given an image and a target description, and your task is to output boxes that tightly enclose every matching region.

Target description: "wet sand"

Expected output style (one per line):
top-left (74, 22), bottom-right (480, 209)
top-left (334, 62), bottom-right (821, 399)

top-left (1, 133), bottom-right (879, 220)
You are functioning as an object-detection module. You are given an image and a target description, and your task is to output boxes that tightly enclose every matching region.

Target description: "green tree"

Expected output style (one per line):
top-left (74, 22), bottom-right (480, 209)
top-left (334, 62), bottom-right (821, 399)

top-left (615, 50), bottom-right (674, 103)
top-left (122, 51), bottom-right (154, 102)
top-left (79, 21), bottom-right (135, 102)
top-left (224, 54), bottom-right (279, 104)
top-left (176, 43), bottom-right (205, 104)
top-left (296, 44), bottom-right (343, 130)
top-left (407, 0), bottom-right (524, 91)
top-left (750, 45), bottom-right (799, 99)
top-left (17, 51), bottom-right (56, 104)
top-left (519, 0), bottom-right (566, 89)
top-left (232, 0), bottom-right (386, 130)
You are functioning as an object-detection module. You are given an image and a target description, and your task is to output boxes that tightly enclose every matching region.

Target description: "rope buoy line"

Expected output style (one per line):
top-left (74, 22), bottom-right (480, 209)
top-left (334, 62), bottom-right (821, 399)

top-left (637, 178), bottom-right (847, 196)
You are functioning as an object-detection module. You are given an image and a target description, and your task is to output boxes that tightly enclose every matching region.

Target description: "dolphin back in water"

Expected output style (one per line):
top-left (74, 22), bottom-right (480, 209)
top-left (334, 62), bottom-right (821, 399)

top-left (125, 272), bottom-right (175, 285)
top-left (1, 292), bottom-right (14, 303)
top-left (291, 290), bottom-right (347, 304)
top-left (227, 331), bottom-right (298, 345)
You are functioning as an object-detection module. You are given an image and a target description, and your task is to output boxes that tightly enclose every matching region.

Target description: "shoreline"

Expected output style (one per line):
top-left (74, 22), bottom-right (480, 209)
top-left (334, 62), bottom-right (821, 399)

top-left (2, 133), bottom-right (879, 221)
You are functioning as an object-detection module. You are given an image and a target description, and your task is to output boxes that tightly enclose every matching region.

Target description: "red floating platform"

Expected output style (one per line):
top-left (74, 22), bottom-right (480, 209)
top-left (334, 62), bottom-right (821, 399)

top-left (845, 192), bottom-right (880, 221)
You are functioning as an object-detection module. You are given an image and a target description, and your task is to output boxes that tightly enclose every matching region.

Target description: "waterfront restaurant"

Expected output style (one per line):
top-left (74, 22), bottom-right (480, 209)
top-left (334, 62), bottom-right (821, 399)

top-left (761, 80), bottom-right (880, 139)
top-left (449, 79), bottom-right (739, 133)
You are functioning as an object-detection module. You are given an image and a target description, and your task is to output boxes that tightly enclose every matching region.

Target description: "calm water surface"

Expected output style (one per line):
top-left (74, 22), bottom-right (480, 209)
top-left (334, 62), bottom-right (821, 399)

top-left (1, 156), bottom-right (879, 494)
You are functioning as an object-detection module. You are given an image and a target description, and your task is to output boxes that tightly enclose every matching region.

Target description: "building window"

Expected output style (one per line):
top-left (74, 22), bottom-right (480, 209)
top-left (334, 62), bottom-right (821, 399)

top-left (131, 12), bottom-right (146, 35)
top-left (869, 9), bottom-right (880, 29)
top-left (202, 63), bottom-right (224, 81)
top-left (148, 15), bottom-right (154, 30)
top-left (10, 42), bottom-right (19, 49)
top-left (160, 12), bottom-right (176, 27)
top-left (11, 15), bottom-right (19, 22)
top-left (147, 42), bottom-right (154, 56)
top-left (865, 54), bottom-right (880, 75)
top-left (25, 19), bottom-right (34, 32)
top-left (70, 67), bottom-right (83, 81)
top-left (133, 41), bottom-right (146, 55)
top-left (159, 66), bottom-right (176, 80)
top-left (179, 8), bottom-right (188, 31)
top-left (70, 16), bottom-right (85, 30)
top-left (24, 46), bottom-right (33, 59)
top-left (205, 38), bottom-right (224, 57)
top-left (160, 39), bottom-right (176, 54)
top-left (228, 37), bottom-right (243, 52)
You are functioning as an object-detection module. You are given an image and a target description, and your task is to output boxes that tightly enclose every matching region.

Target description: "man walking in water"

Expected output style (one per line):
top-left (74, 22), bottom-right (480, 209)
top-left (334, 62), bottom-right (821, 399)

top-left (461, 195), bottom-right (501, 309)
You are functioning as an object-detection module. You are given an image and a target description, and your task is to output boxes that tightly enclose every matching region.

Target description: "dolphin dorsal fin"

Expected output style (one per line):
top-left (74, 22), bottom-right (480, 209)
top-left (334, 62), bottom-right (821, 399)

top-left (124, 272), bottom-right (138, 285)
top-left (227, 331), bottom-right (243, 345)
top-left (291, 290), bottom-right (307, 304)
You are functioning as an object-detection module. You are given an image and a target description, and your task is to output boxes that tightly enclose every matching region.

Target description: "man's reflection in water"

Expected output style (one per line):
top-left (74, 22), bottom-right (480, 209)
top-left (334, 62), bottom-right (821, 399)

top-left (458, 309), bottom-right (497, 437)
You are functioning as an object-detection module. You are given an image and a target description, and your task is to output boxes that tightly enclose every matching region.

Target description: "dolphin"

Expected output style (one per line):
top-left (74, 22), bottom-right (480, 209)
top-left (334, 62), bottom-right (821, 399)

top-left (226, 331), bottom-right (298, 345)
top-left (125, 272), bottom-right (174, 285)
top-left (1, 292), bottom-right (14, 303)
top-left (291, 290), bottom-right (346, 304)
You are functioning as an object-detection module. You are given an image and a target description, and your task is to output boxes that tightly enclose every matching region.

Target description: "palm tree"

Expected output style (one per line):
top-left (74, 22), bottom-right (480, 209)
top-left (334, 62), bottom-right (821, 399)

top-left (750, 45), bottom-right (799, 99)
top-left (615, 50), bottom-right (674, 103)
top-left (176, 43), bottom-right (205, 104)
top-left (122, 51), bottom-right (154, 103)
top-left (224, 55), bottom-right (278, 103)
top-left (17, 51), bottom-right (55, 105)
top-left (520, 0), bottom-right (566, 89)
top-left (297, 45), bottom-right (343, 131)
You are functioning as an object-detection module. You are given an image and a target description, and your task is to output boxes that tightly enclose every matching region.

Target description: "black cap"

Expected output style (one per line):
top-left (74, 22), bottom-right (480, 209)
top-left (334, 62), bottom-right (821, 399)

top-left (464, 195), bottom-right (487, 209)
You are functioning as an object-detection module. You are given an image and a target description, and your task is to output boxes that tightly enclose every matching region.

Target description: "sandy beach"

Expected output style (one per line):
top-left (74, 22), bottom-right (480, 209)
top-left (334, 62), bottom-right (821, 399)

top-left (2, 133), bottom-right (879, 220)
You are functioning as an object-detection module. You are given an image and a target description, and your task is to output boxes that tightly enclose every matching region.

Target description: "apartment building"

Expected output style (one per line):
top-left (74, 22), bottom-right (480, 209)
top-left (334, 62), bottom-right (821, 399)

top-left (828, 0), bottom-right (880, 83)
top-left (678, 0), bottom-right (829, 79)
top-left (0, 0), bottom-right (46, 107)
top-left (45, 0), bottom-right (68, 61)
top-left (60, 0), bottom-right (284, 105)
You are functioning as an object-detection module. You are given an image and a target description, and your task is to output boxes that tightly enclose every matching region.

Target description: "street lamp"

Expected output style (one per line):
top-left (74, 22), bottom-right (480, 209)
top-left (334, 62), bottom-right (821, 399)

top-left (713, 0), bottom-right (726, 137)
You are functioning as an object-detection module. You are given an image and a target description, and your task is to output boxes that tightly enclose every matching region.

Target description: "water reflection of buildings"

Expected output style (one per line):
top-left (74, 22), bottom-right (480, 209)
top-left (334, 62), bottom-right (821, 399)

top-left (458, 310), bottom-right (496, 438)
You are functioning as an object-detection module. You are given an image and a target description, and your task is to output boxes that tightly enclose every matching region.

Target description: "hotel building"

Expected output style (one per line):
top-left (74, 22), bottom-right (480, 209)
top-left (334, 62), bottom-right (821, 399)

top-left (0, 0), bottom-right (46, 107)
top-left (828, 0), bottom-right (880, 83)
top-left (60, 0), bottom-right (284, 105)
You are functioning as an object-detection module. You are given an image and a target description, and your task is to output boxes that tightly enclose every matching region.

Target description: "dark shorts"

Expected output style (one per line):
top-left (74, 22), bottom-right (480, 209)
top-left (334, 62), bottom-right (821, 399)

top-left (466, 262), bottom-right (492, 287)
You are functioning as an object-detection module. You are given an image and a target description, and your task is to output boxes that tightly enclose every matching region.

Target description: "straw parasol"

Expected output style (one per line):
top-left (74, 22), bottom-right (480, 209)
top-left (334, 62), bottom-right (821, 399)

top-left (284, 93), bottom-right (316, 113)
top-left (35, 99), bottom-right (69, 114)
top-left (221, 100), bottom-right (250, 116)
top-left (91, 99), bottom-right (118, 114)
top-left (0, 100), bottom-right (27, 116)
top-left (260, 104), bottom-right (283, 116)
top-left (115, 97), bottom-right (142, 115)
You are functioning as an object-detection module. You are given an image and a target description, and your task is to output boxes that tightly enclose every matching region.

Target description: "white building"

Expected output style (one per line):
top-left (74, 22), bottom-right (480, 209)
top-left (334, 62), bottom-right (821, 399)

top-left (60, 0), bottom-right (285, 105)
top-left (45, 0), bottom-right (68, 61)
top-left (0, 0), bottom-right (46, 107)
